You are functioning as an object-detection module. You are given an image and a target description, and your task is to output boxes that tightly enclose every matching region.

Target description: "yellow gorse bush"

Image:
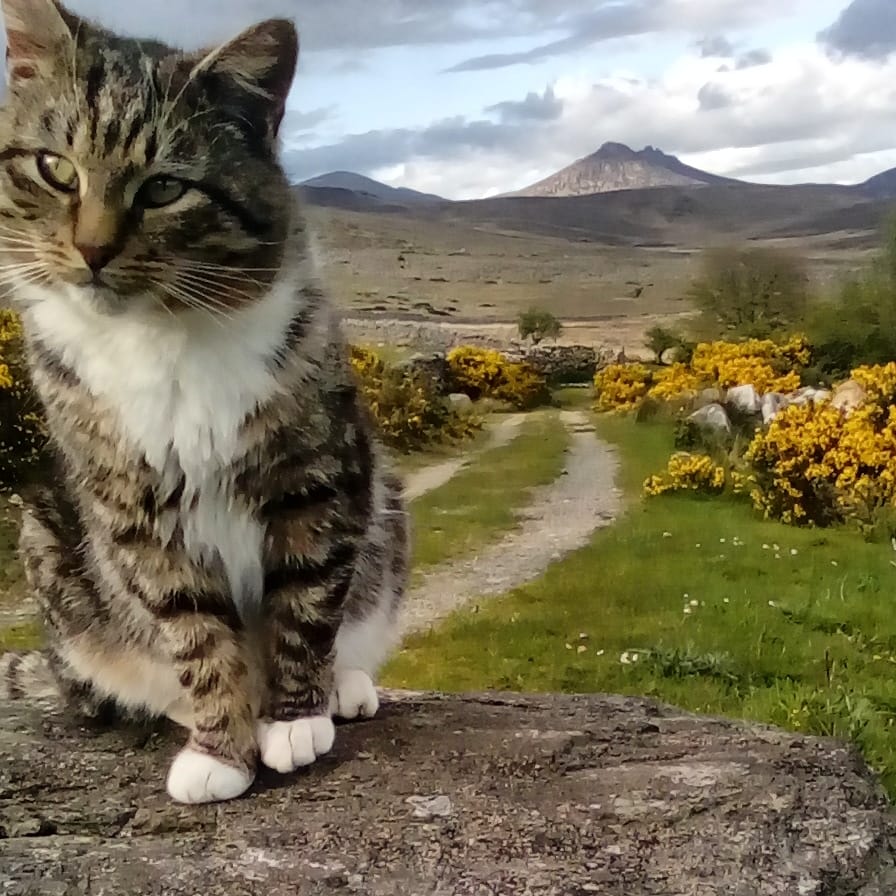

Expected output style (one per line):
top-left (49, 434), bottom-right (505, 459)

top-left (0, 308), bottom-right (46, 485)
top-left (593, 336), bottom-right (810, 411)
top-left (643, 452), bottom-right (727, 497)
top-left (647, 362), bottom-right (708, 401)
top-left (593, 362), bottom-right (653, 411)
top-left (689, 337), bottom-right (806, 394)
top-left (446, 346), bottom-right (549, 410)
top-left (350, 345), bottom-right (481, 453)
top-left (746, 362), bottom-right (896, 526)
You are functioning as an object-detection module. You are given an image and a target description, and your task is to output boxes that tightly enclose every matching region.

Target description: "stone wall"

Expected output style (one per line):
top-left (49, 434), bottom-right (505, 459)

top-left (503, 344), bottom-right (608, 384)
top-left (393, 345), bottom-right (609, 394)
top-left (1, 689), bottom-right (893, 894)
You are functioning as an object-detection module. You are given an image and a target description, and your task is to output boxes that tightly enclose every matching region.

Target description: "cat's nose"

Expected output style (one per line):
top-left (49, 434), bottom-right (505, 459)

top-left (76, 242), bottom-right (117, 273)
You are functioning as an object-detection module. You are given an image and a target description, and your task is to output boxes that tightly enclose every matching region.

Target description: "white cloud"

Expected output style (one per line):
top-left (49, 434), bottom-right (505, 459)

top-left (307, 40), bottom-right (896, 198)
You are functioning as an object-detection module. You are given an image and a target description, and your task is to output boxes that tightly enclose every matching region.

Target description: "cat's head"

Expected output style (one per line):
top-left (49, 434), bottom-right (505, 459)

top-left (0, 0), bottom-right (298, 317)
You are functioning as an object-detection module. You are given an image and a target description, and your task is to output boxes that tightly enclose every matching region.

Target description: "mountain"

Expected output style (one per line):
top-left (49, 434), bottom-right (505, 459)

top-left (299, 171), bottom-right (444, 204)
top-left (860, 167), bottom-right (896, 200)
top-left (508, 142), bottom-right (743, 198)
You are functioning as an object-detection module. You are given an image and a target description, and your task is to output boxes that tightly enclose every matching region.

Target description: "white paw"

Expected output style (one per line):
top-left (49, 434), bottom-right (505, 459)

top-left (256, 716), bottom-right (335, 774)
top-left (166, 747), bottom-right (254, 804)
top-left (330, 669), bottom-right (380, 720)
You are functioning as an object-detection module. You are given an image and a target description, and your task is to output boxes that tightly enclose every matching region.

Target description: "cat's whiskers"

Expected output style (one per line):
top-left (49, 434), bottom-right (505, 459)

top-left (174, 271), bottom-right (264, 307)
top-left (156, 280), bottom-right (238, 326)
top-left (176, 269), bottom-right (270, 293)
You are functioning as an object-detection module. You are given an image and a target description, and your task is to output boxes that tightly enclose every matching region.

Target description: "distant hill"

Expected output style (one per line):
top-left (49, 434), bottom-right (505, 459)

top-left (299, 171), bottom-right (444, 204)
top-left (508, 142), bottom-right (743, 198)
top-left (860, 167), bottom-right (896, 200)
top-left (419, 181), bottom-right (889, 248)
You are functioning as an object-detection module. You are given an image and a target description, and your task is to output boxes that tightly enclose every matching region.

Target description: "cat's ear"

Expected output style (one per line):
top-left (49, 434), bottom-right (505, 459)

top-left (192, 19), bottom-right (298, 137)
top-left (2, 0), bottom-right (77, 85)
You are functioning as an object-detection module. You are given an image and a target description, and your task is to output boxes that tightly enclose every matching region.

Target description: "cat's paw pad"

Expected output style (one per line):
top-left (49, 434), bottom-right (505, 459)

top-left (330, 669), bottom-right (379, 720)
top-left (166, 747), bottom-right (254, 804)
top-left (256, 716), bottom-right (335, 774)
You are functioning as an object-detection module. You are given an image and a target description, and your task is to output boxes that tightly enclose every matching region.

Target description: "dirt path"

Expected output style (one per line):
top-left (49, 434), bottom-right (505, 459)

top-left (402, 414), bottom-right (526, 500)
top-left (0, 412), bottom-right (621, 642)
top-left (400, 410), bottom-right (621, 636)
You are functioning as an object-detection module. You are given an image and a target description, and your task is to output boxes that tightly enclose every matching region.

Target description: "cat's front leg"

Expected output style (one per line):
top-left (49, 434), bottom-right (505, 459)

top-left (153, 605), bottom-right (258, 804)
top-left (256, 551), bottom-right (357, 774)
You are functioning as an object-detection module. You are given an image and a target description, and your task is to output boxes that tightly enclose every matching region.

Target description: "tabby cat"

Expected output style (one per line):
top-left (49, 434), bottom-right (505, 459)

top-left (0, 0), bottom-right (409, 804)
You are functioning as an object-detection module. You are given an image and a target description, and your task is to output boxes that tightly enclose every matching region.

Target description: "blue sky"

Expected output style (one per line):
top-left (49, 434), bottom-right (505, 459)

top-left (20, 1), bottom-right (896, 197)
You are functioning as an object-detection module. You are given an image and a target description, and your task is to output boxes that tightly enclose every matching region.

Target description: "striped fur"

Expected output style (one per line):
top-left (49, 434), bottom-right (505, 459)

top-left (0, 1), bottom-right (409, 803)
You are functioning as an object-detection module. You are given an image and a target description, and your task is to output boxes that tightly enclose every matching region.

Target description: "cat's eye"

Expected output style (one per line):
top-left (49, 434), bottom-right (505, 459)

top-left (137, 176), bottom-right (188, 209)
top-left (36, 152), bottom-right (79, 193)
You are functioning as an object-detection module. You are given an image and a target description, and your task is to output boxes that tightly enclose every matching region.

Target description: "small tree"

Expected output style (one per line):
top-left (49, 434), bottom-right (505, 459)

top-left (644, 324), bottom-right (686, 364)
top-left (808, 213), bottom-right (896, 376)
top-left (518, 307), bottom-right (562, 345)
top-left (689, 246), bottom-right (810, 339)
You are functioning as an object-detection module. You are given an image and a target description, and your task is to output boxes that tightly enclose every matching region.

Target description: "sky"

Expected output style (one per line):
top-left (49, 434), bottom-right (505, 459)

top-left (10, 0), bottom-right (896, 199)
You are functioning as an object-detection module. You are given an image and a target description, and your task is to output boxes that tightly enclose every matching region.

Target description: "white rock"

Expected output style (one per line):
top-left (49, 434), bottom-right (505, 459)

top-left (687, 403), bottom-right (731, 433)
top-left (447, 393), bottom-right (474, 413)
top-left (788, 386), bottom-right (832, 406)
top-left (761, 392), bottom-right (787, 424)
top-left (726, 384), bottom-right (761, 415)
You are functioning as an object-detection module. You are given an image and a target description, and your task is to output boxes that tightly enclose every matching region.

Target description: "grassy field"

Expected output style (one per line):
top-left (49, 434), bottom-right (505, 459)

top-left (306, 204), bottom-right (869, 325)
top-left (410, 410), bottom-right (569, 569)
top-left (385, 412), bottom-right (896, 797)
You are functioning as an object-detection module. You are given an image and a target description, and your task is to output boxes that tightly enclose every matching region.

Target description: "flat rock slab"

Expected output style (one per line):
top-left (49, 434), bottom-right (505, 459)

top-left (1, 690), bottom-right (894, 895)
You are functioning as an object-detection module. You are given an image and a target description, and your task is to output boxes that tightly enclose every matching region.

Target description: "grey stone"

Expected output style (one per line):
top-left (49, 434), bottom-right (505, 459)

top-left (395, 352), bottom-right (452, 394)
top-left (504, 344), bottom-right (598, 384)
top-left (726, 384), bottom-right (761, 415)
top-left (788, 386), bottom-right (832, 406)
top-left (688, 402), bottom-right (732, 433)
top-left (693, 387), bottom-right (723, 410)
top-left (761, 392), bottom-right (787, 424)
top-left (447, 392), bottom-right (474, 413)
top-left (1, 690), bottom-right (894, 895)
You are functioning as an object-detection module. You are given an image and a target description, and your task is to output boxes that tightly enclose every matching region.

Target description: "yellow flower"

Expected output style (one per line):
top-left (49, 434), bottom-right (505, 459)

top-left (594, 363), bottom-right (653, 411)
top-left (644, 452), bottom-right (728, 497)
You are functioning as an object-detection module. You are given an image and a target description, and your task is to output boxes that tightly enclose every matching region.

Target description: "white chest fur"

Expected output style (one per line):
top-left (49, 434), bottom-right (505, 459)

top-left (24, 280), bottom-right (301, 612)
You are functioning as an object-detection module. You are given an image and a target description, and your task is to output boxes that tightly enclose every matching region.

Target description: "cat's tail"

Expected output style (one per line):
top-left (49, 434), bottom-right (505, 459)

top-left (0, 650), bottom-right (59, 701)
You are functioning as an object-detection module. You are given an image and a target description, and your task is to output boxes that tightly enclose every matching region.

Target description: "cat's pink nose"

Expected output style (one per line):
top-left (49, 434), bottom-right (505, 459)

top-left (76, 242), bottom-right (116, 272)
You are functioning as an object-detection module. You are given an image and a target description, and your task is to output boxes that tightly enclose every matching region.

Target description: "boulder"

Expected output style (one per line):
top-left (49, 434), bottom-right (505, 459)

top-left (0, 690), bottom-right (894, 894)
top-left (725, 384), bottom-right (761, 415)
top-left (789, 386), bottom-right (832, 406)
top-left (688, 402), bottom-right (732, 433)
top-left (693, 387), bottom-right (723, 410)
top-left (447, 392), bottom-right (474, 414)
top-left (761, 392), bottom-right (788, 425)
top-left (831, 379), bottom-right (867, 415)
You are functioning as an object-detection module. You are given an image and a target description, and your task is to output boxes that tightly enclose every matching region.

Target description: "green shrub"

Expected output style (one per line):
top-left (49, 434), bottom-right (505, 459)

top-left (517, 307), bottom-right (561, 345)
top-left (644, 324), bottom-right (688, 364)
top-left (808, 218), bottom-right (896, 377)
top-left (689, 246), bottom-right (810, 340)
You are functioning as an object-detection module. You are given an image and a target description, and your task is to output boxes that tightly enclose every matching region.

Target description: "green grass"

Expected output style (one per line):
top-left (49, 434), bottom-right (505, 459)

top-left (386, 412), bottom-right (896, 797)
top-left (0, 620), bottom-right (42, 652)
top-left (410, 410), bottom-right (569, 570)
top-left (393, 422), bottom-right (493, 476)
